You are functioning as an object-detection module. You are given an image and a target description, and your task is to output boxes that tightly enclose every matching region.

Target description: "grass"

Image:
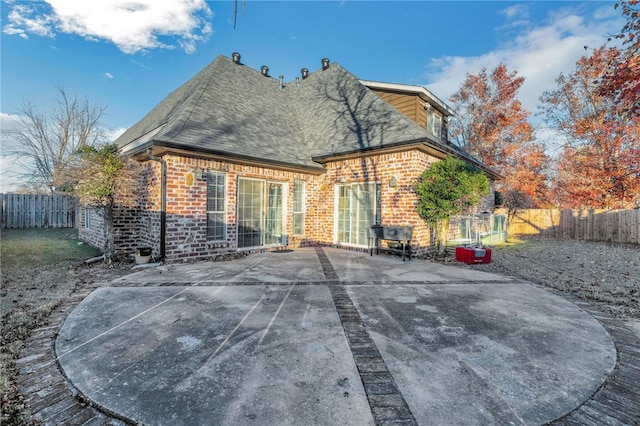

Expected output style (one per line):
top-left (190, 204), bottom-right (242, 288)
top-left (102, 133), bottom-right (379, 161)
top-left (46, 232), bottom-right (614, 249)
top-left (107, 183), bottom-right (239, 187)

top-left (1, 228), bottom-right (101, 425)
top-left (1, 228), bottom-right (98, 269)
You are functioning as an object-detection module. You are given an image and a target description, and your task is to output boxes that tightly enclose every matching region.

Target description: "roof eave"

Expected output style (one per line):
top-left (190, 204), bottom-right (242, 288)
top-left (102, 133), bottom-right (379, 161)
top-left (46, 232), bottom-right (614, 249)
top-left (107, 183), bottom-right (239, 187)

top-left (312, 137), bottom-right (503, 180)
top-left (312, 138), bottom-right (427, 163)
top-left (130, 140), bottom-right (327, 175)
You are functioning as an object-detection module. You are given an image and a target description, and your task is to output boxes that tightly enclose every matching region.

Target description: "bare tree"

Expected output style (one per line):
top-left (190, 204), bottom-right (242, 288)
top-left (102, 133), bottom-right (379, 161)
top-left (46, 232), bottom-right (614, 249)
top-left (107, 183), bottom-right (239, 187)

top-left (57, 143), bottom-right (141, 261)
top-left (4, 87), bottom-right (107, 191)
top-left (499, 188), bottom-right (531, 242)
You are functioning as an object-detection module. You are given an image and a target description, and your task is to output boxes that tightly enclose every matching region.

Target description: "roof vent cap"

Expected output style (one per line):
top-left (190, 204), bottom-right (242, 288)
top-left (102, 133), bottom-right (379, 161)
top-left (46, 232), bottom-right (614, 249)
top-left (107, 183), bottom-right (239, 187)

top-left (232, 52), bottom-right (241, 64)
top-left (301, 68), bottom-right (309, 79)
top-left (321, 58), bottom-right (330, 70)
top-left (261, 65), bottom-right (269, 77)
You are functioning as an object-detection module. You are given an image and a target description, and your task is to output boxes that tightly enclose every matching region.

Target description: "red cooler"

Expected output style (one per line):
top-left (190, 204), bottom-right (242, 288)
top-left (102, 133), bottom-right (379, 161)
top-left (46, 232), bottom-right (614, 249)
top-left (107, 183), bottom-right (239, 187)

top-left (455, 246), bottom-right (492, 264)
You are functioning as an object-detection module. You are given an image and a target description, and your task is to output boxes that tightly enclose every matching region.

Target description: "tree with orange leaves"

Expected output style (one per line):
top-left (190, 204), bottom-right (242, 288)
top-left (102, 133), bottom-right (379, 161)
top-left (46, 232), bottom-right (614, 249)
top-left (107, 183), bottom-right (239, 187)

top-left (600, 0), bottom-right (640, 117)
top-left (449, 64), bottom-right (549, 207)
top-left (540, 46), bottom-right (640, 209)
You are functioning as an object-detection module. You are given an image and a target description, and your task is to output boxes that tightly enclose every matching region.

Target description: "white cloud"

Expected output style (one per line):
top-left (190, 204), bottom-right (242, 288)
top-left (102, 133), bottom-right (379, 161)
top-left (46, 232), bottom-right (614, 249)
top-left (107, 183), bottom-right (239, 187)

top-left (105, 72), bottom-right (114, 79)
top-left (424, 5), bottom-right (623, 117)
top-left (499, 3), bottom-right (530, 28)
top-left (0, 157), bottom-right (25, 193)
top-left (107, 127), bottom-right (127, 142)
top-left (2, 0), bottom-right (214, 54)
top-left (3, 4), bottom-right (56, 39)
top-left (0, 113), bottom-right (30, 192)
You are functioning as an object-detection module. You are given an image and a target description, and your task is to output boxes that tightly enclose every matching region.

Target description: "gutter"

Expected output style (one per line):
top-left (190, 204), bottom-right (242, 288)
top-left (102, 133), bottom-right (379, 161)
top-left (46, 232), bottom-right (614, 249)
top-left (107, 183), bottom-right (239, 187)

top-left (146, 149), bottom-right (166, 261)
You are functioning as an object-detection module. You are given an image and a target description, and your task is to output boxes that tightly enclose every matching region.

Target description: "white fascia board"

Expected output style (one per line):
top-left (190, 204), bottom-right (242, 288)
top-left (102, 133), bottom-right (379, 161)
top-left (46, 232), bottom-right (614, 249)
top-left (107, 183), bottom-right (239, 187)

top-left (119, 123), bottom-right (167, 155)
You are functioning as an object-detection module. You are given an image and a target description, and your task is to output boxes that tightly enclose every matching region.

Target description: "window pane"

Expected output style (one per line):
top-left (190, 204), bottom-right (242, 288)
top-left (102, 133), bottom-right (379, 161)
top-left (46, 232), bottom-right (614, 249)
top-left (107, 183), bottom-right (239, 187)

top-left (207, 172), bottom-right (226, 240)
top-left (429, 110), bottom-right (442, 139)
top-left (265, 183), bottom-right (283, 245)
top-left (293, 181), bottom-right (304, 235)
top-left (337, 185), bottom-right (350, 243)
top-left (336, 183), bottom-right (378, 246)
top-left (207, 212), bottom-right (224, 239)
top-left (237, 179), bottom-right (264, 248)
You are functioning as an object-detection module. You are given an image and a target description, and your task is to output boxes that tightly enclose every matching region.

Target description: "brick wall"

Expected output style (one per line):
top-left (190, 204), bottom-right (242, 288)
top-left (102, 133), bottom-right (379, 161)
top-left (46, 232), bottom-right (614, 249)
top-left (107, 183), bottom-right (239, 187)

top-left (157, 155), bottom-right (324, 262)
top-left (81, 150), bottom-right (497, 262)
top-left (323, 150), bottom-right (438, 256)
top-left (77, 205), bottom-right (140, 257)
top-left (77, 207), bottom-right (105, 251)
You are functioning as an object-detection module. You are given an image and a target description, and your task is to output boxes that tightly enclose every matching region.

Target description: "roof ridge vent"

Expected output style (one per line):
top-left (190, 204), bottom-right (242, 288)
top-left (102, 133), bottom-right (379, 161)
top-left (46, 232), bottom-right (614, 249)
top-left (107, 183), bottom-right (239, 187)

top-left (301, 68), bottom-right (309, 79)
top-left (279, 75), bottom-right (284, 89)
top-left (232, 52), bottom-right (241, 64)
top-left (321, 58), bottom-right (330, 70)
top-left (261, 65), bottom-right (269, 77)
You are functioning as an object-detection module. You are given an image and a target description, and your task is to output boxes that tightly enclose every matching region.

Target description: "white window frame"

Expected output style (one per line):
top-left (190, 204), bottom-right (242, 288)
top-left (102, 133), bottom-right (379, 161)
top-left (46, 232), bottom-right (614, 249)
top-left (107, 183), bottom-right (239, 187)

top-left (206, 171), bottom-right (227, 241)
top-left (236, 177), bottom-right (287, 249)
top-left (334, 182), bottom-right (380, 247)
top-left (429, 109), bottom-right (442, 140)
top-left (293, 181), bottom-right (305, 235)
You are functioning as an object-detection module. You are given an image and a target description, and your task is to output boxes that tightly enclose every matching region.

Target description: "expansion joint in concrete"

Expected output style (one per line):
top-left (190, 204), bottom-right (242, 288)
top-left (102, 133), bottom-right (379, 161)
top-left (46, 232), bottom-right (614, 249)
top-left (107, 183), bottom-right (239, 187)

top-left (315, 246), bottom-right (418, 425)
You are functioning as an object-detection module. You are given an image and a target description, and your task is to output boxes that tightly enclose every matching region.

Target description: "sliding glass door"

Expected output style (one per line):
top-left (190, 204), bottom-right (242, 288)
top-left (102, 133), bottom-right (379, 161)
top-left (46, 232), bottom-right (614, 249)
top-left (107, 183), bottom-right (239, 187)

top-left (265, 182), bottom-right (283, 245)
top-left (336, 183), bottom-right (379, 246)
top-left (237, 178), bottom-right (285, 248)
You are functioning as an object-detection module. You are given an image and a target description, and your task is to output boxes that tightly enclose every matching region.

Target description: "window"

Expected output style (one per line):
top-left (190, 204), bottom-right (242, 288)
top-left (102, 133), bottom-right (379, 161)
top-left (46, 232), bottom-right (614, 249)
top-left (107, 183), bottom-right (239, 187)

top-left (207, 172), bottom-right (227, 240)
top-left (428, 108), bottom-right (442, 140)
top-left (293, 181), bottom-right (305, 235)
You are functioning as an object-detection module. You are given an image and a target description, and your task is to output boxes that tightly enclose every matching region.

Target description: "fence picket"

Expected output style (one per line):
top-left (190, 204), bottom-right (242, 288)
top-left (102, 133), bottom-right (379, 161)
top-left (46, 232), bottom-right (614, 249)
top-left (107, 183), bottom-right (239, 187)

top-left (0, 193), bottom-right (75, 229)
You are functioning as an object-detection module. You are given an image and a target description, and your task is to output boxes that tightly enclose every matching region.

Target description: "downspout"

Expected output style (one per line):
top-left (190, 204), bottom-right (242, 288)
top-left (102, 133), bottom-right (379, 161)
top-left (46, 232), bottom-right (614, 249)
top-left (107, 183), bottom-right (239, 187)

top-left (146, 149), bottom-right (166, 261)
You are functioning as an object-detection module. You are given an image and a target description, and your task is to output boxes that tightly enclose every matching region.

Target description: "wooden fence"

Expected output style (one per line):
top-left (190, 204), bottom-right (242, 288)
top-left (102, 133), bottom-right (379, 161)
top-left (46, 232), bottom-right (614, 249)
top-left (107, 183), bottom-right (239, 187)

top-left (0, 193), bottom-right (76, 229)
top-left (498, 208), bottom-right (640, 245)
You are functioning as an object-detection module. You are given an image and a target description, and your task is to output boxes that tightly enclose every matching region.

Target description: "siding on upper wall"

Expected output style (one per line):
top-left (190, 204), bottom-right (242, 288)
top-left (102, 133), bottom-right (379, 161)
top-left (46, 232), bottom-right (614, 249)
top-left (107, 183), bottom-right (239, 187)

top-left (369, 89), bottom-right (427, 130)
top-left (368, 88), bottom-right (453, 144)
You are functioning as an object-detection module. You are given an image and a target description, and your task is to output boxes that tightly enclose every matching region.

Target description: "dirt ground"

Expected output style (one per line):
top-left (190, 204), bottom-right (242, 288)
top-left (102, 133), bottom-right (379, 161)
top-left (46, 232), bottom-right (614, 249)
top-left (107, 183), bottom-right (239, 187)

top-left (0, 228), bottom-right (133, 425)
top-left (470, 237), bottom-right (640, 336)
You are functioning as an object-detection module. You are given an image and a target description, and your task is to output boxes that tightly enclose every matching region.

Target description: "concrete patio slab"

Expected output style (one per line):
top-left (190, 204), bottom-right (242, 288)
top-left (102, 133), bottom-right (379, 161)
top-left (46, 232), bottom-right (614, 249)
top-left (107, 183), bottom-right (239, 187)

top-left (57, 285), bottom-right (373, 425)
top-left (323, 249), bottom-right (508, 283)
top-left (348, 283), bottom-right (615, 425)
top-left (112, 247), bottom-right (509, 286)
top-left (55, 248), bottom-right (616, 425)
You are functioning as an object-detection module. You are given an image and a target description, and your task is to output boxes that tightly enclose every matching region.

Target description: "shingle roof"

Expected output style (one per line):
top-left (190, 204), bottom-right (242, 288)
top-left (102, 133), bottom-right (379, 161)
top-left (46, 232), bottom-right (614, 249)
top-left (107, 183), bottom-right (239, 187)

top-left (115, 54), bottom-right (488, 174)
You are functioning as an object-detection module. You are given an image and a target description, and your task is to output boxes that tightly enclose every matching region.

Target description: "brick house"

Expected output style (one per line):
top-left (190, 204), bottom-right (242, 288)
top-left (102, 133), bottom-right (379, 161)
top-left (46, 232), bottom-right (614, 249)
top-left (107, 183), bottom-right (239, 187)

top-left (79, 53), bottom-right (500, 262)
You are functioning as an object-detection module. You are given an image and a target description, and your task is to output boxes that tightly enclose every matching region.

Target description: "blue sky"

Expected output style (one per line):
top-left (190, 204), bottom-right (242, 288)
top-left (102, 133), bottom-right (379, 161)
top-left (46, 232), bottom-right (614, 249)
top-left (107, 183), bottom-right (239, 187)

top-left (0, 1), bottom-right (624, 191)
